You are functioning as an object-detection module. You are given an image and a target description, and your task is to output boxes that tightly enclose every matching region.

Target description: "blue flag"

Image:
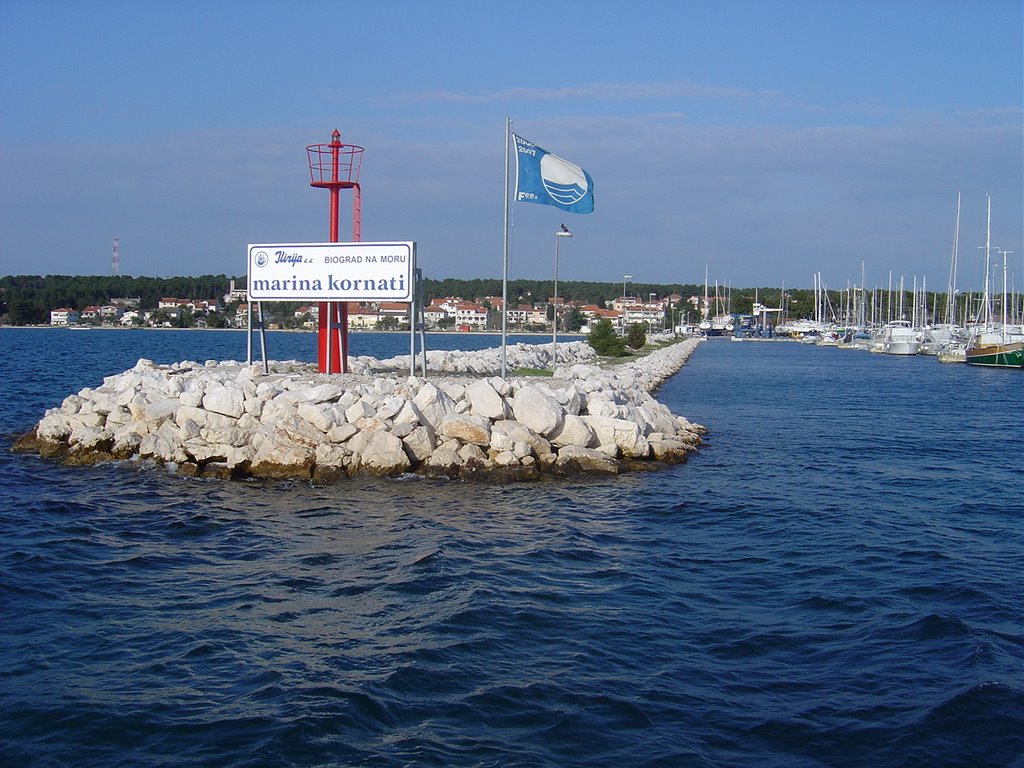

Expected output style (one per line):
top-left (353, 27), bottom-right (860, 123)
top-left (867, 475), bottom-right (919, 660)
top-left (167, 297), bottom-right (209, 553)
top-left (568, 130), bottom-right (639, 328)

top-left (513, 133), bottom-right (594, 214)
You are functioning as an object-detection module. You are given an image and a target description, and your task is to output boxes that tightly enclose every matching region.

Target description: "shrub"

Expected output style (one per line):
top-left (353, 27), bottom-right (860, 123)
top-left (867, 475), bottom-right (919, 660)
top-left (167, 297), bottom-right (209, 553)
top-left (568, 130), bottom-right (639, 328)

top-left (626, 323), bottom-right (647, 350)
top-left (587, 318), bottom-right (628, 357)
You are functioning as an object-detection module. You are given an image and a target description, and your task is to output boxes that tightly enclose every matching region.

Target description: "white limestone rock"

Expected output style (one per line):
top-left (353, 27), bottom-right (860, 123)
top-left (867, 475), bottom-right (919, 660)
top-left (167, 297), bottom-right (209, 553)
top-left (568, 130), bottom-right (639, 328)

top-left (315, 442), bottom-right (351, 469)
top-left (412, 382), bottom-right (455, 430)
top-left (260, 398), bottom-right (298, 426)
top-left (202, 386), bottom-right (245, 419)
top-left (345, 399), bottom-right (376, 424)
top-left (327, 423), bottom-right (359, 443)
top-left (375, 395), bottom-right (407, 423)
top-left (402, 425), bottom-right (436, 463)
top-left (466, 379), bottom-right (510, 420)
top-left (297, 402), bottom-right (340, 433)
top-left (491, 419), bottom-right (552, 460)
top-left (350, 430), bottom-right (410, 476)
top-left (458, 442), bottom-right (488, 465)
top-left (144, 399), bottom-right (180, 426)
top-left (250, 430), bottom-right (315, 476)
top-left (439, 413), bottom-right (492, 446)
top-left (555, 445), bottom-right (620, 474)
top-left (547, 414), bottom-right (596, 449)
top-left (510, 385), bottom-right (564, 438)
top-left (581, 415), bottom-right (651, 458)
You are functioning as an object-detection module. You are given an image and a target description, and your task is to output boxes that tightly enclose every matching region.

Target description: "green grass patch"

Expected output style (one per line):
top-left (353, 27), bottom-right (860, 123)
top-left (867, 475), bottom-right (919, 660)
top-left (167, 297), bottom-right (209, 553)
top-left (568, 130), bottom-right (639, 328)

top-left (512, 367), bottom-right (554, 377)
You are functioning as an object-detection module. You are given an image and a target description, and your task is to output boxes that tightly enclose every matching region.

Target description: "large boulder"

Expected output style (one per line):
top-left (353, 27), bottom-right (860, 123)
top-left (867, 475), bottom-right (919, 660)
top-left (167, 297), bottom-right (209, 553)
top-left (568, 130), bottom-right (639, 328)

top-left (202, 386), bottom-right (245, 419)
top-left (439, 413), bottom-right (492, 446)
top-left (581, 415), bottom-right (650, 458)
top-left (412, 382), bottom-right (455, 430)
top-left (510, 385), bottom-right (564, 437)
top-left (466, 379), bottom-right (510, 420)
top-left (349, 430), bottom-right (410, 476)
top-left (547, 414), bottom-right (596, 449)
top-left (554, 445), bottom-right (621, 475)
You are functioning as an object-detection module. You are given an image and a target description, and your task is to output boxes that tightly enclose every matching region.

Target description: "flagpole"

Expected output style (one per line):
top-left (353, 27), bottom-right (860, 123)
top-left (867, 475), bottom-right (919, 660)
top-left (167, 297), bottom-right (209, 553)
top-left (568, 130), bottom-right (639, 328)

top-left (501, 116), bottom-right (511, 378)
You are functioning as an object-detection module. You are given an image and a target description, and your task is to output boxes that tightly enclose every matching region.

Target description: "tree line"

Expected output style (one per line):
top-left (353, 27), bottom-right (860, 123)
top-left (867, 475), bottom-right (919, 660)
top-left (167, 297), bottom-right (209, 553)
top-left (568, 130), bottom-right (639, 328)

top-left (0, 274), bottom-right (235, 325)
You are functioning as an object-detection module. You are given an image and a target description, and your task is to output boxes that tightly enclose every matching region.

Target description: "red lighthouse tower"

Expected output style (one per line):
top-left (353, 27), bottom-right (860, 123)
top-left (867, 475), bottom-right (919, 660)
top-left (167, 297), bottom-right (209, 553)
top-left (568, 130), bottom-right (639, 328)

top-left (306, 130), bottom-right (364, 373)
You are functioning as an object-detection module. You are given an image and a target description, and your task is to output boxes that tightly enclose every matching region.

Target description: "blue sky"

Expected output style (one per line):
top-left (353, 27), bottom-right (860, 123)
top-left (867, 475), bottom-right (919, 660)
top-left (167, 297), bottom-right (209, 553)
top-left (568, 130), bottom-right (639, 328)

top-left (1, 0), bottom-right (1021, 293)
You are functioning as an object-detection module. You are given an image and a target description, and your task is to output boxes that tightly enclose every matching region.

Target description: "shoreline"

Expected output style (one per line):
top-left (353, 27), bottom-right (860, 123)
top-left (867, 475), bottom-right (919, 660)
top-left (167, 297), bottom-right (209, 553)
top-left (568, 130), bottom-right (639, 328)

top-left (12, 339), bottom-right (705, 483)
top-left (0, 325), bottom-right (587, 337)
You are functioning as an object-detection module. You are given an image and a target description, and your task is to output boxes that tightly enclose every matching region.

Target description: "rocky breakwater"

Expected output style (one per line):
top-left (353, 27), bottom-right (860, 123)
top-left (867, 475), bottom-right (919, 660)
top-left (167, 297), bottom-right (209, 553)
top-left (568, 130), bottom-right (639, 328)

top-left (13, 339), bottom-right (705, 482)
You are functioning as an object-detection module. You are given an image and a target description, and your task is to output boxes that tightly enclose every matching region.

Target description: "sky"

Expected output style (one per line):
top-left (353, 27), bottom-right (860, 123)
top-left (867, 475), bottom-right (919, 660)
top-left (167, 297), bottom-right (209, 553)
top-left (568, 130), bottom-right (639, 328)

top-left (1, 0), bottom-right (1021, 293)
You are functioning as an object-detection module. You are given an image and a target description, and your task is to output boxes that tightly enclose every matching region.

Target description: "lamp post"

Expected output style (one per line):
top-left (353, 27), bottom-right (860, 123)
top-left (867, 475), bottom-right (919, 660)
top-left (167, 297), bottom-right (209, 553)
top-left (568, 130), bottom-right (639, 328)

top-left (622, 274), bottom-right (634, 335)
top-left (552, 224), bottom-right (572, 368)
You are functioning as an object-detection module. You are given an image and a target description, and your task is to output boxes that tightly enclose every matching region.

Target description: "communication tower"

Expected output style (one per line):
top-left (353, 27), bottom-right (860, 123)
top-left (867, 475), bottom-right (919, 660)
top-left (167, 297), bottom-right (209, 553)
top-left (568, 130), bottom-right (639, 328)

top-left (111, 236), bottom-right (120, 275)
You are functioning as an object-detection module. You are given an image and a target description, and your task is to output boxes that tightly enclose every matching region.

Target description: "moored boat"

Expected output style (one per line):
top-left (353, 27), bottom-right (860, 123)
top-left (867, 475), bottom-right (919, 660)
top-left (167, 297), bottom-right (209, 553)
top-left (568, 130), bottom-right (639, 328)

top-left (965, 334), bottom-right (1023, 368)
top-left (880, 320), bottom-right (921, 355)
top-left (965, 195), bottom-right (1022, 369)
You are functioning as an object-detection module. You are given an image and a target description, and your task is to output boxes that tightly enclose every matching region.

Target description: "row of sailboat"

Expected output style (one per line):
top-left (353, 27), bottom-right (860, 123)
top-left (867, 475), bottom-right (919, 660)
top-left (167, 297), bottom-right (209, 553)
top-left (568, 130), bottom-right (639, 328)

top-left (754, 194), bottom-right (1022, 368)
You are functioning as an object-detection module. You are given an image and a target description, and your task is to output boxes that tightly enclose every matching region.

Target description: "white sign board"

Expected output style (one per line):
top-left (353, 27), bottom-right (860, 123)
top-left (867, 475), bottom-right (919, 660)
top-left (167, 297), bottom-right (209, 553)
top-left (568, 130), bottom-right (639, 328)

top-left (247, 242), bottom-right (415, 302)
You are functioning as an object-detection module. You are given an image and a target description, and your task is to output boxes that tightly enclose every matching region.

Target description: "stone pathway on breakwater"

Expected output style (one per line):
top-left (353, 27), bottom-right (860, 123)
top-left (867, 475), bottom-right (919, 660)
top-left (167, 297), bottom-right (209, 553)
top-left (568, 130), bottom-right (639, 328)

top-left (13, 339), bottom-right (705, 482)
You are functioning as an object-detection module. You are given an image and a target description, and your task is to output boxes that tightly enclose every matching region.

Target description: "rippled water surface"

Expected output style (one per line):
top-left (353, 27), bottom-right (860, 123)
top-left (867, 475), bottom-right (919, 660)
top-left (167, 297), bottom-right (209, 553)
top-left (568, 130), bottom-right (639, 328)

top-left (1, 329), bottom-right (1021, 767)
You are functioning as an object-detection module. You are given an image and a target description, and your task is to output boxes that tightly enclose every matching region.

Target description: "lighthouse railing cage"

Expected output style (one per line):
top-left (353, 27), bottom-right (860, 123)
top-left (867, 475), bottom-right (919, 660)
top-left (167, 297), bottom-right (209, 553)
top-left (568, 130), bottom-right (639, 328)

top-left (306, 141), bottom-right (364, 188)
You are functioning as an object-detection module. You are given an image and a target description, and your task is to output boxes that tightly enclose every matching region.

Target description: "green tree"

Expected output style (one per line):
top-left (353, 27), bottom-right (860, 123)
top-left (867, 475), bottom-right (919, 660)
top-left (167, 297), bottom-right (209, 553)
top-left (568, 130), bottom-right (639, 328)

top-left (6, 298), bottom-right (43, 325)
top-left (587, 318), bottom-right (627, 357)
top-left (206, 312), bottom-right (228, 329)
top-left (564, 307), bottom-right (585, 332)
top-left (626, 323), bottom-right (647, 350)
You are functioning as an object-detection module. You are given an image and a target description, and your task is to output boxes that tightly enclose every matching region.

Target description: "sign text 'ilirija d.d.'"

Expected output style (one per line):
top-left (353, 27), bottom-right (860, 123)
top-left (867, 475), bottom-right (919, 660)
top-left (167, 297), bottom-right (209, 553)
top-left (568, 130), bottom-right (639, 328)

top-left (247, 242), bottom-right (415, 302)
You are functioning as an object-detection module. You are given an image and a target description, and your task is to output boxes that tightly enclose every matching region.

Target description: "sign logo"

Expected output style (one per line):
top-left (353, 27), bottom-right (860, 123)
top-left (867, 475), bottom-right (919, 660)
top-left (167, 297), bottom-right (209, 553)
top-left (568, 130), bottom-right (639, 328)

top-left (254, 251), bottom-right (269, 268)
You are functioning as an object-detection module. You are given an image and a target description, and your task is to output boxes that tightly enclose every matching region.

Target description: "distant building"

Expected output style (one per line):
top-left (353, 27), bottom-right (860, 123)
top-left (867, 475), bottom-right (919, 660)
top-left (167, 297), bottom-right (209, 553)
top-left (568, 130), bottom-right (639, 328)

top-left (377, 302), bottom-right (409, 323)
top-left (452, 301), bottom-right (487, 329)
top-left (424, 304), bottom-right (449, 328)
top-left (223, 279), bottom-right (248, 305)
top-left (188, 299), bottom-right (220, 313)
top-left (622, 303), bottom-right (665, 328)
top-left (348, 304), bottom-right (378, 329)
top-left (49, 308), bottom-right (80, 326)
top-left (505, 304), bottom-right (534, 326)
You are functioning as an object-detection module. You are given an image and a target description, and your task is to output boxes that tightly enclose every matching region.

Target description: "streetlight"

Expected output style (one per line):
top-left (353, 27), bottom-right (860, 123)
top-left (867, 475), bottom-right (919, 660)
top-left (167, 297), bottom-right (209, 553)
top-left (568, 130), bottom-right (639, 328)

top-left (622, 275), bottom-right (634, 335)
top-left (552, 224), bottom-right (572, 368)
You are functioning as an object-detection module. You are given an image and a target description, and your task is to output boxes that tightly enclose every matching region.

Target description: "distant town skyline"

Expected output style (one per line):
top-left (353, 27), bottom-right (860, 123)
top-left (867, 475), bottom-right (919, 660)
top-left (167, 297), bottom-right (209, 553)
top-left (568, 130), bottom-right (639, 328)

top-left (1, 0), bottom-right (1021, 293)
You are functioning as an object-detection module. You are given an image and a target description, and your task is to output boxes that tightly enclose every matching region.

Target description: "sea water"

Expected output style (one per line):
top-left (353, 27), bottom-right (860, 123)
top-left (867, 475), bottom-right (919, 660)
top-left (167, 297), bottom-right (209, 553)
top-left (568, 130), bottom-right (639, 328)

top-left (1, 328), bottom-right (1021, 767)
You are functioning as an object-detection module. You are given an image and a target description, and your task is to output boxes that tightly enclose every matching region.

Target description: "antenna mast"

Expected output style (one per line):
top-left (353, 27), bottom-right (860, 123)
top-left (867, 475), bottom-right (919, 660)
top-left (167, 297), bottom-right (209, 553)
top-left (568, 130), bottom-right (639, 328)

top-left (111, 236), bottom-right (120, 275)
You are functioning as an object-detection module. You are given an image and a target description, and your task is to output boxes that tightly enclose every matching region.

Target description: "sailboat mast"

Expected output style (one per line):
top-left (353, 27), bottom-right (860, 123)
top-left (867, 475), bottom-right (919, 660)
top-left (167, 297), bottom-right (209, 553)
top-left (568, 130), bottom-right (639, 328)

top-left (982, 193), bottom-right (991, 327)
top-left (947, 191), bottom-right (960, 325)
top-left (1001, 249), bottom-right (1012, 333)
top-left (887, 270), bottom-right (893, 323)
top-left (704, 265), bottom-right (709, 320)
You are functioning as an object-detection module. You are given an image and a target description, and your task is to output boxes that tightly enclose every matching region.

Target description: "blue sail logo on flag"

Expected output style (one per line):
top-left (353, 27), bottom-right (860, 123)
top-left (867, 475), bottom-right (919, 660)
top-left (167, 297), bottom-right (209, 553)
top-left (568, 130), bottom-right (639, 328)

top-left (513, 133), bottom-right (594, 214)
